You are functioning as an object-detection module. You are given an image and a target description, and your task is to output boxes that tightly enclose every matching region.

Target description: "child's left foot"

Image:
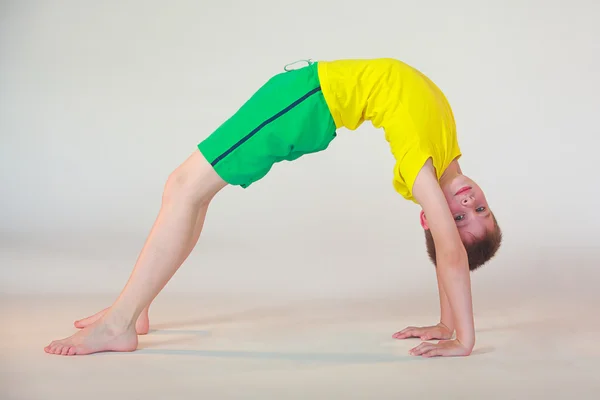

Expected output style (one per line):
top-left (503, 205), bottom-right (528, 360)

top-left (44, 319), bottom-right (138, 356)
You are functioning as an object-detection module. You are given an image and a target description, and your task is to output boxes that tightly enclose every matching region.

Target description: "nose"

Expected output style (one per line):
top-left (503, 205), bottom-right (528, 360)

top-left (461, 196), bottom-right (475, 206)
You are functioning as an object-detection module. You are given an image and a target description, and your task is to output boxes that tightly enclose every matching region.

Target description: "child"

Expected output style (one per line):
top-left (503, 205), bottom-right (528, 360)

top-left (44, 58), bottom-right (502, 357)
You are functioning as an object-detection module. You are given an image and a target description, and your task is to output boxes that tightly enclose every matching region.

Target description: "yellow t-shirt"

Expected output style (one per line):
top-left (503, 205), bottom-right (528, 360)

top-left (317, 58), bottom-right (462, 203)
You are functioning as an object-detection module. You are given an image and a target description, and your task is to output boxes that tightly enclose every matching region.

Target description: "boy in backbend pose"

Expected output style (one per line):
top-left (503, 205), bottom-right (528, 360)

top-left (44, 58), bottom-right (502, 358)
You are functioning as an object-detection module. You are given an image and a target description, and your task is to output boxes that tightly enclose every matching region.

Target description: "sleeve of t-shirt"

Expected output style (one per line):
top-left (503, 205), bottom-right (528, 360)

top-left (391, 140), bottom-right (435, 203)
top-left (382, 112), bottom-right (436, 203)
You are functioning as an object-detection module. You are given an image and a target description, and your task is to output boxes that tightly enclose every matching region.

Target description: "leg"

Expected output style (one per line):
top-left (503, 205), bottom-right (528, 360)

top-left (73, 205), bottom-right (209, 334)
top-left (49, 60), bottom-right (335, 356)
top-left (45, 150), bottom-right (226, 355)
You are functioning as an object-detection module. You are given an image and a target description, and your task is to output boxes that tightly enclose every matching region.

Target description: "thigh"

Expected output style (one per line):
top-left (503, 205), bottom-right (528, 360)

top-left (197, 62), bottom-right (336, 189)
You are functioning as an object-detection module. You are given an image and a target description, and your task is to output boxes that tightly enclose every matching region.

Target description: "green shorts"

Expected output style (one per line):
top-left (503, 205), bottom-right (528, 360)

top-left (197, 61), bottom-right (337, 188)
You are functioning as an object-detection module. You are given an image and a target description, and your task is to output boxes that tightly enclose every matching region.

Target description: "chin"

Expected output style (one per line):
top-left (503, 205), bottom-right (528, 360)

top-left (453, 175), bottom-right (478, 190)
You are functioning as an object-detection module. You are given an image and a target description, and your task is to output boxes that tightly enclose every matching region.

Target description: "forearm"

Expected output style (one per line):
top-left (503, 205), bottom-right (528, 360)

top-left (437, 253), bottom-right (475, 350)
top-left (436, 269), bottom-right (455, 333)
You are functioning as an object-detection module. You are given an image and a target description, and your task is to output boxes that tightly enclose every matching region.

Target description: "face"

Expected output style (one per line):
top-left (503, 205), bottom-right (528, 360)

top-left (443, 175), bottom-right (495, 243)
top-left (421, 175), bottom-right (495, 244)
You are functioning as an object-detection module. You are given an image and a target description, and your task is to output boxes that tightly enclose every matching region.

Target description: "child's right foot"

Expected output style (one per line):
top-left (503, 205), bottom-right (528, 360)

top-left (46, 315), bottom-right (138, 356)
top-left (75, 307), bottom-right (150, 335)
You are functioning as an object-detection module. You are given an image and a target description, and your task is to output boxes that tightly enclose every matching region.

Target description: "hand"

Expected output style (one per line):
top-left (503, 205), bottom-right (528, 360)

top-left (392, 323), bottom-right (453, 341)
top-left (409, 339), bottom-right (472, 358)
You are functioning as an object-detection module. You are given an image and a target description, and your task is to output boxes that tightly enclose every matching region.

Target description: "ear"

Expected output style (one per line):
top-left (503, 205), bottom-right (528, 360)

top-left (420, 210), bottom-right (429, 230)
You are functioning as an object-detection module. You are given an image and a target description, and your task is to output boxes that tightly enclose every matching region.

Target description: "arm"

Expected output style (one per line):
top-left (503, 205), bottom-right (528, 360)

top-left (436, 266), bottom-right (455, 334)
top-left (410, 159), bottom-right (475, 356)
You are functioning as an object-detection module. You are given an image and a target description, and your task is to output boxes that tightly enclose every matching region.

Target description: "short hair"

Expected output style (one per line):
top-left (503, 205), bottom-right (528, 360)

top-left (424, 214), bottom-right (502, 271)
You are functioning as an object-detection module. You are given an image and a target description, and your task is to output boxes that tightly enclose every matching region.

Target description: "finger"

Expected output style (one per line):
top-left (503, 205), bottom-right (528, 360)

top-left (421, 348), bottom-right (442, 358)
top-left (421, 343), bottom-right (458, 358)
top-left (396, 327), bottom-right (416, 335)
top-left (421, 342), bottom-right (466, 358)
top-left (417, 342), bottom-right (452, 357)
top-left (409, 342), bottom-right (435, 356)
top-left (421, 331), bottom-right (443, 341)
top-left (393, 328), bottom-right (417, 339)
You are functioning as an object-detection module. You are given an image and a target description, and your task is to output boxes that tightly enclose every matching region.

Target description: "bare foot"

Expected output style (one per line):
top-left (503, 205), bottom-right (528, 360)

top-left (45, 319), bottom-right (138, 356)
top-left (75, 307), bottom-right (150, 335)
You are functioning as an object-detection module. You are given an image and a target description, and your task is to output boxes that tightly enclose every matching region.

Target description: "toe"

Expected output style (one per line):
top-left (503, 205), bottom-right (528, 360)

top-left (67, 347), bottom-right (76, 356)
top-left (52, 343), bottom-right (65, 355)
top-left (61, 346), bottom-right (70, 356)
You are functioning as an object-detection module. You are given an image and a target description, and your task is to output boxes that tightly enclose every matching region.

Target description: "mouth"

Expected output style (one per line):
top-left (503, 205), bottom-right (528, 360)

top-left (455, 186), bottom-right (472, 196)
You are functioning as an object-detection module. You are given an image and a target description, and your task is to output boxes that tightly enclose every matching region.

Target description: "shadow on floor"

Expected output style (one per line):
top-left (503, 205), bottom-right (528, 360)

top-left (149, 299), bottom-right (411, 331)
top-left (148, 329), bottom-right (211, 336)
top-left (476, 317), bottom-right (564, 333)
top-left (149, 305), bottom-right (300, 331)
top-left (133, 348), bottom-right (416, 364)
top-left (134, 338), bottom-right (494, 363)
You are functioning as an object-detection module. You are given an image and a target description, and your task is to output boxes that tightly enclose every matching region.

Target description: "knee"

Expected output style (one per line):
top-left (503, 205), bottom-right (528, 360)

top-left (161, 151), bottom-right (225, 206)
top-left (163, 167), bottom-right (204, 206)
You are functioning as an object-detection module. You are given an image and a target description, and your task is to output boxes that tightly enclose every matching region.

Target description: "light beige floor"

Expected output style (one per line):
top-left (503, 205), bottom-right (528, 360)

top-left (1, 291), bottom-right (599, 400)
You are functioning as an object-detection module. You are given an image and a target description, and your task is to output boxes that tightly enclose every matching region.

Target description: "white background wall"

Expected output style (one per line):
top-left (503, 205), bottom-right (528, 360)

top-left (1, 0), bottom-right (599, 301)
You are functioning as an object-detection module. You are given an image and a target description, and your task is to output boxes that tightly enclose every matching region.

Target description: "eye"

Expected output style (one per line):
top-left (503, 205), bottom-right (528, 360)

top-left (476, 207), bottom-right (487, 212)
top-left (454, 215), bottom-right (465, 221)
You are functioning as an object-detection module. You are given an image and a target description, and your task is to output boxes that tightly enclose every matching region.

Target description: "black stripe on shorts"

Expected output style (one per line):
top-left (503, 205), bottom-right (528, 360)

top-left (211, 86), bottom-right (322, 167)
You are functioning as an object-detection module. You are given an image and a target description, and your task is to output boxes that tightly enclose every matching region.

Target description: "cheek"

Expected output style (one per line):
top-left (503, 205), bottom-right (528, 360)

top-left (446, 202), bottom-right (462, 215)
top-left (441, 186), bottom-right (456, 204)
top-left (473, 188), bottom-right (488, 203)
top-left (484, 217), bottom-right (496, 232)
